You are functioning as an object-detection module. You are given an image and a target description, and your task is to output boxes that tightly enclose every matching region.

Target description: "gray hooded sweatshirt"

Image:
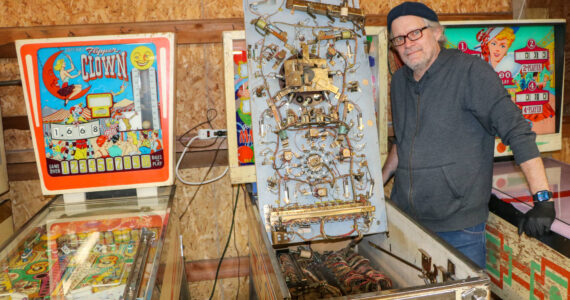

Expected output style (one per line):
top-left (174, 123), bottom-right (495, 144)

top-left (390, 48), bottom-right (540, 232)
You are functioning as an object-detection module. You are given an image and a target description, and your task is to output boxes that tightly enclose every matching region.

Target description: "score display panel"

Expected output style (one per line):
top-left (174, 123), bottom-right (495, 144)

top-left (443, 20), bottom-right (566, 156)
top-left (242, 0), bottom-right (387, 244)
top-left (16, 34), bottom-right (176, 194)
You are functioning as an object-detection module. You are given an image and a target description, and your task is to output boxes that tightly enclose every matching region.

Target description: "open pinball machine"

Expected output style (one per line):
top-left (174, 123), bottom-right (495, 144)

top-left (223, 1), bottom-right (491, 299)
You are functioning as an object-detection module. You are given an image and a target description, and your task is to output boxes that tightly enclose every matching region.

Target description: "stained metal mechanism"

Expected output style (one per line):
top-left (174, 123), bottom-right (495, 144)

top-left (123, 228), bottom-right (155, 300)
top-left (285, 0), bottom-right (365, 28)
top-left (368, 242), bottom-right (457, 285)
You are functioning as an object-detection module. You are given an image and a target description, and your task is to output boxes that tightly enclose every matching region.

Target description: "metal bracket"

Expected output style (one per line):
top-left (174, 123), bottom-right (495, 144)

top-left (419, 249), bottom-right (438, 284)
top-left (445, 259), bottom-right (456, 281)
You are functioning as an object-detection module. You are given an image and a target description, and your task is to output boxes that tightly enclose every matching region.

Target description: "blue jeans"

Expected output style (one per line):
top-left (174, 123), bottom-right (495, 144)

top-left (436, 222), bottom-right (486, 269)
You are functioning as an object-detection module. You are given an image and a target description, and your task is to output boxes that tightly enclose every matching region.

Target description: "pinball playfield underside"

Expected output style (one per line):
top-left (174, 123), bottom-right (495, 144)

top-left (244, 0), bottom-right (387, 245)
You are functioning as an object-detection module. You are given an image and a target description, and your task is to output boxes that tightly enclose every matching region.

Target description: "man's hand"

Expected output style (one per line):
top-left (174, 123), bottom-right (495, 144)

top-left (517, 201), bottom-right (555, 237)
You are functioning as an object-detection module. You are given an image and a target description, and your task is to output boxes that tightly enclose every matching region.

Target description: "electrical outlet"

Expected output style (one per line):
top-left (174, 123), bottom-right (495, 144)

top-left (198, 129), bottom-right (227, 140)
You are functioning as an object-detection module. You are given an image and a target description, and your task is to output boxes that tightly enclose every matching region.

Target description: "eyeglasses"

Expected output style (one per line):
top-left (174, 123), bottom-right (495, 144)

top-left (390, 26), bottom-right (429, 46)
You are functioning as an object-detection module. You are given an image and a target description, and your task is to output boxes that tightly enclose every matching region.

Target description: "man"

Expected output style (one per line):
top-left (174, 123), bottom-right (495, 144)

top-left (382, 1), bottom-right (556, 268)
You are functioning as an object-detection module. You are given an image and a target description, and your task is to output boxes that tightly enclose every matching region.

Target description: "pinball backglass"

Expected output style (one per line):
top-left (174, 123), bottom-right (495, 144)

top-left (443, 20), bottom-right (566, 156)
top-left (16, 33), bottom-right (176, 194)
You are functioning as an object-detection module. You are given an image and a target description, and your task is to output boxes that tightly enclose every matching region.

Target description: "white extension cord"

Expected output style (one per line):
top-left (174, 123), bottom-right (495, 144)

top-left (175, 129), bottom-right (229, 185)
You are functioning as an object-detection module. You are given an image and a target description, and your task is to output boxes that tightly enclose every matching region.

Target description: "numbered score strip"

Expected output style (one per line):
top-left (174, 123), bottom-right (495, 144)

top-left (51, 121), bottom-right (100, 140)
top-left (47, 154), bottom-right (164, 176)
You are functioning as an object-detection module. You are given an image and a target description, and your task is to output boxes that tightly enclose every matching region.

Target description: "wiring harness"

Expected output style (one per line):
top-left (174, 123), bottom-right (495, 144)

top-left (278, 244), bottom-right (392, 298)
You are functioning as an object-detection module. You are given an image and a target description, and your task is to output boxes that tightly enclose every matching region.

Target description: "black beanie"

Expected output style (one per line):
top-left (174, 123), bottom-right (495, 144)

top-left (387, 2), bottom-right (439, 32)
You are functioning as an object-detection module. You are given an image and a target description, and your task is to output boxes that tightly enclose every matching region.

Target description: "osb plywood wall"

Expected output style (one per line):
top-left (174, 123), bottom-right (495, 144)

top-left (1, 0), bottom-right (511, 28)
top-left (7, 0), bottom-right (570, 298)
top-left (361, 0), bottom-right (511, 13)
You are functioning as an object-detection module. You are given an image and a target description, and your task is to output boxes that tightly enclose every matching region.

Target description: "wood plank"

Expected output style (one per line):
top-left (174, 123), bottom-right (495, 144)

top-left (0, 13), bottom-right (512, 58)
top-left (2, 116), bottom-right (28, 130)
top-left (365, 12), bottom-right (512, 26)
top-left (175, 149), bottom-right (229, 169)
top-left (0, 18), bottom-right (245, 58)
top-left (6, 162), bottom-right (39, 182)
top-left (6, 150), bottom-right (35, 164)
top-left (0, 200), bottom-right (11, 224)
top-left (185, 256), bottom-right (249, 282)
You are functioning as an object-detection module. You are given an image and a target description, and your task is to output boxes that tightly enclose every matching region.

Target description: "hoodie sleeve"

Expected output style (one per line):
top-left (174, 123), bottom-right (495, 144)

top-left (463, 57), bottom-right (539, 165)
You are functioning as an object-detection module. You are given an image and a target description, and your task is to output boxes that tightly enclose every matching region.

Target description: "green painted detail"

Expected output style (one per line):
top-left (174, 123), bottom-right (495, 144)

top-left (487, 230), bottom-right (570, 299)
top-left (550, 286), bottom-right (563, 300)
top-left (486, 233), bottom-right (500, 277)
top-left (546, 269), bottom-right (568, 288)
top-left (503, 244), bottom-right (513, 286)
top-left (484, 232), bottom-right (513, 286)
top-left (530, 260), bottom-right (570, 300)
top-left (531, 260), bottom-right (540, 300)
top-left (487, 233), bottom-right (500, 245)
top-left (237, 104), bottom-right (252, 125)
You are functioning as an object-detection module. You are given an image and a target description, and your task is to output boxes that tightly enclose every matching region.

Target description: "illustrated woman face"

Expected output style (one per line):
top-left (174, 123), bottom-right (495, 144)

top-left (488, 38), bottom-right (509, 67)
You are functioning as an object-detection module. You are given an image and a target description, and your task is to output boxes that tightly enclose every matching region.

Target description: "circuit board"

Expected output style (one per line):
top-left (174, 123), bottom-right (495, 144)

top-left (243, 0), bottom-right (387, 244)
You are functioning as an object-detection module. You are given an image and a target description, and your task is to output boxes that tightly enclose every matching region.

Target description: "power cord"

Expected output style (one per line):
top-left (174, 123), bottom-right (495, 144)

top-left (175, 129), bottom-right (229, 185)
top-left (209, 185), bottom-right (240, 300)
top-left (178, 108), bottom-right (218, 148)
top-left (177, 134), bottom-right (226, 221)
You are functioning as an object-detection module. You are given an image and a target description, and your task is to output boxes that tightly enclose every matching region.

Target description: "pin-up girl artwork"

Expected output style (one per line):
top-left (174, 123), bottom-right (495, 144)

top-left (53, 53), bottom-right (83, 105)
top-left (476, 27), bottom-right (520, 76)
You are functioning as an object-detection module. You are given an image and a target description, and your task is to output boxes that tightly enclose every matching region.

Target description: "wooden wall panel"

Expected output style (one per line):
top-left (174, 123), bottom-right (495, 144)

top-left (3, 129), bottom-right (33, 152)
top-left (0, 0), bottom-right (204, 27)
top-left (176, 45), bottom-right (207, 134)
top-left (0, 59), bottom-right (26, 117)
top-left (175, 43), bottom-right (227, 135)
top-left (204, 0), bottom-right (244, 19)
top-left (205, 43), bottom-right (227, 129)
top-left (1, 180), bottom-right (50, 228)
top-left (189, 277), bottom-right (249, 299)
top-left (174, 167), bottom-right (250, 297)
top-left (175, 167), bottom-right (249, 260)
top-left (362, 0), bottom-right (511, 15)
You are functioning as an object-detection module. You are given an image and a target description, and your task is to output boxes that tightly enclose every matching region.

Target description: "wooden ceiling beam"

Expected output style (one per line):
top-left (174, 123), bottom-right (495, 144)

top-left (0, 13), bottom-right (511, 58)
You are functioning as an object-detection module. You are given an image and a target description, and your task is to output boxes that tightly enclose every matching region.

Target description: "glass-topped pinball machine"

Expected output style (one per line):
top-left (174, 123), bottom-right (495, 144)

top-left (0, 33), bottom-right (188, 299)
top-left (443, 19), bottom-right (568, 299)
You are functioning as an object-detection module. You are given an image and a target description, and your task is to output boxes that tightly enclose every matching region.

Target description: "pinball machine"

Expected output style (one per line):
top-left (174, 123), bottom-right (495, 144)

top-left (222, 1), bottom-right (491, 298)
top-left (0, 33), bottom-right (188, 299)
top-left (443, 19), bottom-right (568, 299)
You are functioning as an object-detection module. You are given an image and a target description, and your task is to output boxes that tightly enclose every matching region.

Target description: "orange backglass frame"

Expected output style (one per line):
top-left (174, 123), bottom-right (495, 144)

top-left (16, 34), bottom-right (175, 194)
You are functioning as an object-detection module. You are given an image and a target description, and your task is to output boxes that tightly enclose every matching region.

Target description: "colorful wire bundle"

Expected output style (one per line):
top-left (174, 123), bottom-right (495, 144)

top-left (324, 251), bottom-right (377, 294)
top-left (344, 251), bottom-right (392, 290)
top-left (279, 246), bottom-right (393, 298)
top-left (279, 253), bottom-right (303, 286)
